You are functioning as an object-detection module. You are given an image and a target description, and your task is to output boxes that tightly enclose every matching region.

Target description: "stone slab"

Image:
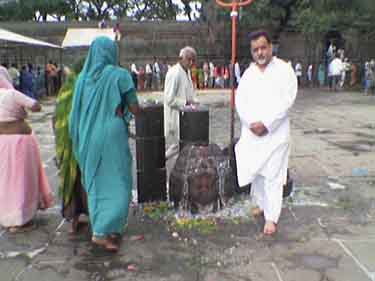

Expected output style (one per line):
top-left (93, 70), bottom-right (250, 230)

top-left (0, 259), bottom-right (28, 281)
top-left (271, 240), bottom-right (371, 281)
top-left (343, 240), bottom-right (375, 273)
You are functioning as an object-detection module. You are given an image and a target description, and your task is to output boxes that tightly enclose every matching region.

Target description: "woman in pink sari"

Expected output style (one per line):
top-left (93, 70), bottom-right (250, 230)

top-left (0, 66), bottom-right (54, 233)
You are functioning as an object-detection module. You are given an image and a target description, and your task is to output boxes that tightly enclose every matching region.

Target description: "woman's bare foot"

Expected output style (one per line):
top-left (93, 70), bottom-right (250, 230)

top-left (7, 221), bottom-right (35, 234)
top-left (251, 207), bottom-right (264, 217)
top-left (108, 233), bottom-right (122, 244)
top-left (263, 221), bottom-right (277, 235)
top-left (69, 217), bottom-right (79, 235)
top-left (92, 236), bottom-right (119, 252)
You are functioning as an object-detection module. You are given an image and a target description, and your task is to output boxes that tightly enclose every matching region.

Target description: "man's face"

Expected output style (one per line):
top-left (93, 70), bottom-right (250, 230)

top-left (181, 53), bottom-right (196, 70)
top-left (250, 36), bottom-right (273, 67)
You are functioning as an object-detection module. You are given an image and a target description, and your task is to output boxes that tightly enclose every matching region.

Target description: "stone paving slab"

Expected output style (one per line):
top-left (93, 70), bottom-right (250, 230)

top-left (289, 156), bottom-right (329, 185)
top-left (201, 262), bottom-right (279, 281)
top-left (0, 259), bottom-right (29, 281)
top-left (344, 240), bottom-right (375, 273)
top-left (271, 240), bottom-right (372, 281)
top-left (2, 89), bottom-right (375, 281)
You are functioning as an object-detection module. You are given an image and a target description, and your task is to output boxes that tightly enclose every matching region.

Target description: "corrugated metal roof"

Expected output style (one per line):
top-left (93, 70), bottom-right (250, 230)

top-left (0, 28), bottom-right (61, 48)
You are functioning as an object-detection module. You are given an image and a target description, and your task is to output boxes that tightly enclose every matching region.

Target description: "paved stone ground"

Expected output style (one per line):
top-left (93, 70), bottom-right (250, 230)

top-left (1, 89), bottom-right (375, 281)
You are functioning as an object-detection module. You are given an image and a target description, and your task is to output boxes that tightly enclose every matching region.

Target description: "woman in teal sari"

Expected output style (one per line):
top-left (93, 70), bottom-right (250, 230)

top-left (69, 37), bottom-right (139, 252)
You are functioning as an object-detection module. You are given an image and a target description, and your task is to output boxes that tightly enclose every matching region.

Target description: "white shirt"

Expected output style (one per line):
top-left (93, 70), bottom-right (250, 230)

top-left (329, 58), bottom-right (343, 76)
top-left (145, 64), bottom-right (152, 74)
top-left (235, 57), bottom-right (297, 186)
top-left (131, 64), bottom-right (139, 74)
top-left (153, 62), bottom-right (160, 74)
top-left (295, 63), bottom-right (302, 76)
top-left (307, 65), bottom-right (313, 79)
top-left (163, 63), bottom-right (196, 141)
top-left (209, 62), bottom-right (214, 77)
top-left (234, 62), bottom-right (241, 83)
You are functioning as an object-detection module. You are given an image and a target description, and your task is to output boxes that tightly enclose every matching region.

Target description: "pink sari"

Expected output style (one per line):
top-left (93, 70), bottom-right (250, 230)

top-left (0, 67), bottom-right (53, 228)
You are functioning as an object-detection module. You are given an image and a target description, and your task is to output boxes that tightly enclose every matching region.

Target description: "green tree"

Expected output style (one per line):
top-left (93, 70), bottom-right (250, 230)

top-left (0, 0), bottom-right (34, 21)
top-left (234, 0), bottom-right (375, 62)
top-left (64, 0), bottom-right (84, 20)
top-left (0, 0), bottom-right (71, 21)
top-left (129, 0), bottom-right (178, 21)
top-left (180, 0), bottom-right (202, 21)
top-left (295, 0), bottom-right (375, 61)
top-left (32, 0), bottom-right (70, 21)
top-left (239, 0), bottom-right (300, 37)
top-left (82, 0), bottom-right (129, 19)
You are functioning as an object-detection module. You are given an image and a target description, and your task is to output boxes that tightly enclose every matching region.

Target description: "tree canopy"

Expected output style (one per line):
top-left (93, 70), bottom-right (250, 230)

top-left (0, 0), bottom-right (374, 41)
top-left (237, 0), bottom-right (375, 38)
top-left (0, 0), bottom-right (202, 21)
top-left (230, 0), bottom-right (374, 60)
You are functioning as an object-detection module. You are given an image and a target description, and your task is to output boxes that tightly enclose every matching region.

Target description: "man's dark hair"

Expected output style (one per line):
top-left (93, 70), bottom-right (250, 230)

top-left (249, 30), bottom-right (272, 44)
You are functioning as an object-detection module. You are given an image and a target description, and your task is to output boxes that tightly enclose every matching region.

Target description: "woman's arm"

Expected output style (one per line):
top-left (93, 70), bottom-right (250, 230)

top-left (31, 102), bottom-right (41, 112)
top-left (128, 103), bottom-right (140, 115)
top-left (12, 89), bottom-right (41, 112)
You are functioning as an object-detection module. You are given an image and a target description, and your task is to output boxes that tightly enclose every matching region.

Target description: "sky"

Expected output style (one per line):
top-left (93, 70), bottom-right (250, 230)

top-left (37, 0), bottom-right (201, 22)
top-left (172, 0), bottom-right (201, 21)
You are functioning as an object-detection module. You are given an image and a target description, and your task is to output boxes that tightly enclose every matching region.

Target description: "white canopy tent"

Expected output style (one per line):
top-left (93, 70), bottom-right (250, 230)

top-left (62, 28), bottom-right (116, 48)
top-left (0, 28), bottom-right (60, 49)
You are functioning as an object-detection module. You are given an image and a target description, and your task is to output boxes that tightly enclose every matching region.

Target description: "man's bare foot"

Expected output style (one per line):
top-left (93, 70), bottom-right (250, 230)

top-left (251, 207), bottom-right (264, 217)
top-left (263, 221), bottom-right (277, 235)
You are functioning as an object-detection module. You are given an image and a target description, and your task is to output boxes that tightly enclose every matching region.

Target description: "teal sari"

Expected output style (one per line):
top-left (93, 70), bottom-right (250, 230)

top-left (69, 37), bottom-right (138, 237)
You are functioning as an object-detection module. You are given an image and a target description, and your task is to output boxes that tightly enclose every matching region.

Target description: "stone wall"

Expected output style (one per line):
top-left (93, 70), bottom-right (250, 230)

top-left (0, 20), bottom-right (229, 67)
top-left (1, 20), bottom-right (375, 70)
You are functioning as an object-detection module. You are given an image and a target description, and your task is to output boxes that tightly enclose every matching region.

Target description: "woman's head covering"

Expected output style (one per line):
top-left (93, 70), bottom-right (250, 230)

top-left (0, 66), bottom-right (14, 89)
top-left (80, 36), bottom-right (118, 81)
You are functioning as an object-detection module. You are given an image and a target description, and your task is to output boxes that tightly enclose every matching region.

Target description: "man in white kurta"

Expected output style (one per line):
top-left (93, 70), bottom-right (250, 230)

top-left (235, 30), bottom-right (297, 235)
top-left (164, 46), bottom-right (197, 158)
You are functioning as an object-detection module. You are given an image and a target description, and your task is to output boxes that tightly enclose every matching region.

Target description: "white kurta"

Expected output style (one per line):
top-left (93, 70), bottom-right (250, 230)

top-left (163, 63), bottom-right (196, 143)
top-left (235, 57), bottom-right (297, 223)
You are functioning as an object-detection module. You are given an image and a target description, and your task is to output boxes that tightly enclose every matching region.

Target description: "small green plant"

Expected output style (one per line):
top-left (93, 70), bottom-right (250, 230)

top-left (143, 202), bottom-right (171, 220)
top-left (173, 217), bottom-right (217, 235)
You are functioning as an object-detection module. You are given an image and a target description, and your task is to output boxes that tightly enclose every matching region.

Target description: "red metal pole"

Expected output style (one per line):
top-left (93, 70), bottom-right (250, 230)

top-left (230, 4), bottom-right (238, 144)
top-left (215, 0), bottom-right (255, 145)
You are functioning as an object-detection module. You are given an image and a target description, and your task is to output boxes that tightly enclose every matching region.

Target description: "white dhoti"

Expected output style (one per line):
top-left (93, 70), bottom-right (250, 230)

top-left (250, 143), bottom-right (289, 223)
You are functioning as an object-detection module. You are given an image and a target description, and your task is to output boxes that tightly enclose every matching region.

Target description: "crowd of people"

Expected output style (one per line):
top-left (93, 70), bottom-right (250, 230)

top-left (0, 61), bottom-right (66, 100)
top-left (2, 29), bottom-right (374, 252)
top-left (129, 58), bottom-right (242, 91)
top-left (289, 44), bottom-right (375, 95)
